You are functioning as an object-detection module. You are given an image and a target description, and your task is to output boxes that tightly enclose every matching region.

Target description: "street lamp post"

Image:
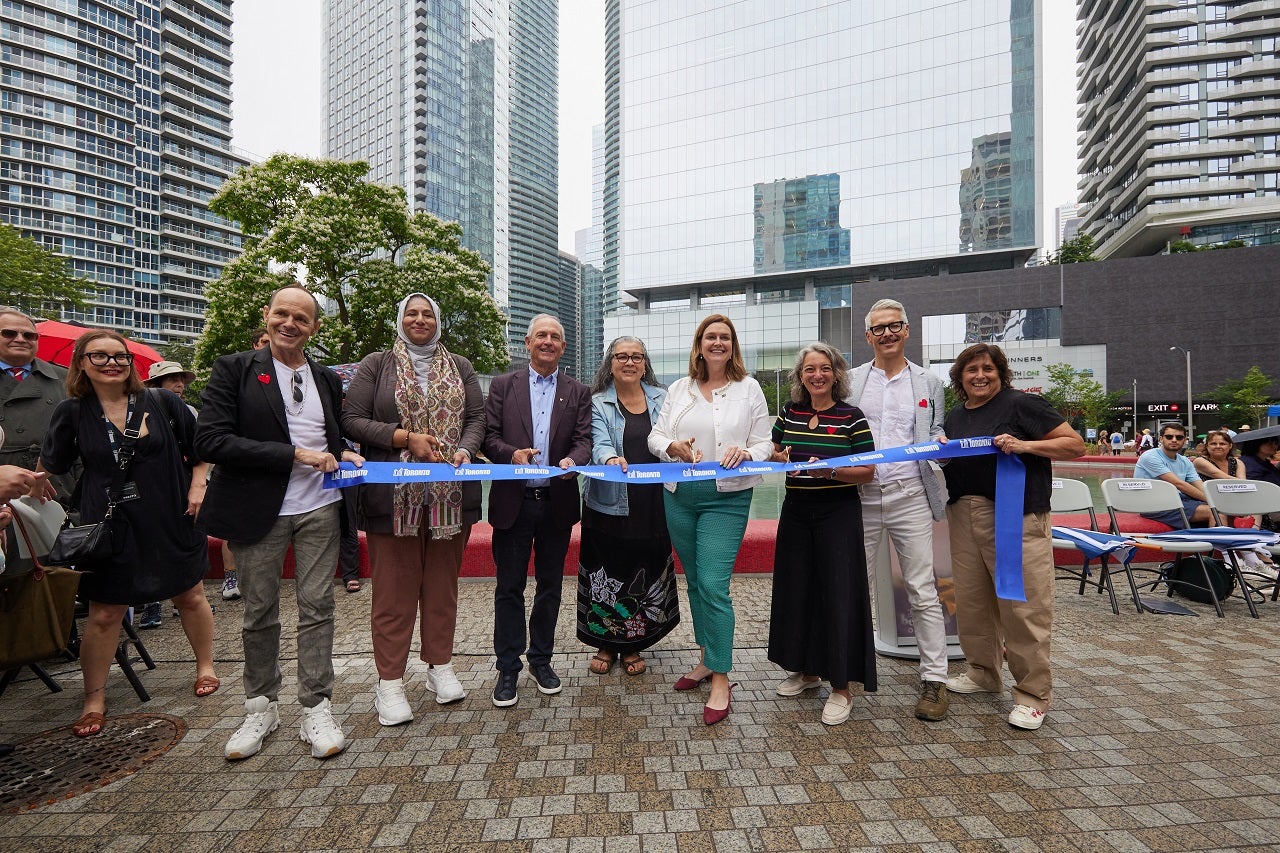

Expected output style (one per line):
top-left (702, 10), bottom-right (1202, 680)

top-left (1169, 346), bottom-right (1192, 437)
top-left (1132, 379), bottom-right (1138, 443)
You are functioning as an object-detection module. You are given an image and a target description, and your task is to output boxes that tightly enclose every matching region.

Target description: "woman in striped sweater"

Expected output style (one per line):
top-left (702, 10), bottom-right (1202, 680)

top-left (767, 342), bottom-right (878, 726)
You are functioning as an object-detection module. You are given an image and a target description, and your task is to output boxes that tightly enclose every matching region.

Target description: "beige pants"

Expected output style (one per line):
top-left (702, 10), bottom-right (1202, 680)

top-left (946, 496), bottom-right (1054, 711)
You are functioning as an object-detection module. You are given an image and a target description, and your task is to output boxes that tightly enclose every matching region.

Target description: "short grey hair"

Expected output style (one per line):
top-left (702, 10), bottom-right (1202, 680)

top-left (864, 298), bottom-right (908, 331)
top-left (788, 342), bottom-right (851, 404)
top-left (0, 307), bottom-right (37, 328)
top-left (590, 335), bottom-right (663, 394)
top-left (525, 313), bottom-right (564, 339)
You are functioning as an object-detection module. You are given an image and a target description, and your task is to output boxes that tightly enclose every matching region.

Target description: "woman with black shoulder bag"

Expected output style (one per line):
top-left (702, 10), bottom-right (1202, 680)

top-left (32, 330), bottom-right (217, 737)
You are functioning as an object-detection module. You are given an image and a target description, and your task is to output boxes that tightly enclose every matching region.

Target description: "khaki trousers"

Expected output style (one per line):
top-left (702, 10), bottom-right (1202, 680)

top-left (945, 496), bottom-right (1054, 711)
top-left (367, 524), bottom-right (470, 679)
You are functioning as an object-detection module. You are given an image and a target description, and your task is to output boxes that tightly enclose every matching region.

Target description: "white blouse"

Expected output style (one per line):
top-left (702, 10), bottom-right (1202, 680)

top-left (648, 375), bottom-right (774, 492)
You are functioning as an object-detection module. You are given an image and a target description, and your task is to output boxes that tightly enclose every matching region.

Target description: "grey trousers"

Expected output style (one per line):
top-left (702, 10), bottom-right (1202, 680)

top-left (229, 501), bottom-right (341, 708)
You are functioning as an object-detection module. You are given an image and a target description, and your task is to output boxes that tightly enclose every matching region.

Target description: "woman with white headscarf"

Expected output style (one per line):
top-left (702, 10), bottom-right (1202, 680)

top-left (342, 293), bottom-right (485, 724)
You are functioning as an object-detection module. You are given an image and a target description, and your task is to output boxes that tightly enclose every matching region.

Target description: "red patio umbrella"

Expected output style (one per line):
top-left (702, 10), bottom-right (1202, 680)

top-left (35, 320), bottom-right (164, 376)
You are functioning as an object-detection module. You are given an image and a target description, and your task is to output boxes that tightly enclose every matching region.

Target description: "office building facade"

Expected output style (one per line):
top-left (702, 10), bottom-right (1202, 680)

top-left (604, 0), bottom-right (1042, 383)
top-left (324, 0), bottom-right (560, 363)
top-left (1, 0), bottom-right (245, 343)
top-left (1077, 1), bottom-right (1280, 257)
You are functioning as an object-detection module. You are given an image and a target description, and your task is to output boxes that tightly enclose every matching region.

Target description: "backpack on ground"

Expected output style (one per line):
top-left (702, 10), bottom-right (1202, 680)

top-left (1165, 556), bottom-right (1235, 605)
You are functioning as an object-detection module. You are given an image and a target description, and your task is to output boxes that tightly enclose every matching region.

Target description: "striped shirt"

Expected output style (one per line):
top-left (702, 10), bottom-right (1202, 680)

top-left (771, 400), bottom-right (875, 491)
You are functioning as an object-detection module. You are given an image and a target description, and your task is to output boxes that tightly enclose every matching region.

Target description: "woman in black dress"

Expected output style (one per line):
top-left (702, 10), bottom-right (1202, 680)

top-left (577, 336), bottom-right (677, 676)
top-left (36, 331), bottom-right (215, 736)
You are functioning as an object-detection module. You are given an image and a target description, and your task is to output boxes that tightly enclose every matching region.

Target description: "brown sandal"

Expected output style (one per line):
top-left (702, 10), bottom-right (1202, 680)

top-left (589, 651), bottom-right (616, 674)
top-left (194, 675), bottom-right (220, 697)
top-left (73, 711), bottom-right (105, 738)
top-left (622, 654), bottom-right (646, 676)
top-left (345, 579), bottom-right (362, 593)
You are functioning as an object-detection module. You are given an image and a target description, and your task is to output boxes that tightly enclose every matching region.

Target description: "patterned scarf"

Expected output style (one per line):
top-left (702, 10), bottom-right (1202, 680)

top-left (391, 337), bottom-right (464, 538)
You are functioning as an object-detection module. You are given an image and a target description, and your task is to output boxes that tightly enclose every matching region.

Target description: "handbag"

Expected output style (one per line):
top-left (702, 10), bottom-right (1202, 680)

top-left (45, 393), bottom-right (146, 569)
top-left (0, 513), bottom-right (81, 669)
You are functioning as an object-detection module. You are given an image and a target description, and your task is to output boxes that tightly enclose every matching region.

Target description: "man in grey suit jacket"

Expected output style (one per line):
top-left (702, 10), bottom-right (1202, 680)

top-left (483, 314), bottom-right (592, 708)
top-left (847, 298), bottom-right (951, 722)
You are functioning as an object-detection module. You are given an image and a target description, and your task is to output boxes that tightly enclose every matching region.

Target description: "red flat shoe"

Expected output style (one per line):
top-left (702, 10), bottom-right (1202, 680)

top-left (703, 683), bottom-right (737, 726)
top-left (673, 674), bottom-right (711, 691)
top-left (194, 675), bottom-right (220, 697)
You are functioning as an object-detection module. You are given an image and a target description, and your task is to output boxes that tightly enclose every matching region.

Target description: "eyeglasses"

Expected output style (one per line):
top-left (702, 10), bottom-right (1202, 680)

top-left (612, 353), bottom-right (645, 364)
top-left (84, 351), bottom-right (134, 366)
top-left (867, 321), bottom-right (907, 336)
top-left (1161, 434), bottom-right (1186, 441)
top-left (0, 329), bottom-right (38, 341)
top-left (291, 370), bottom-right (304, 403)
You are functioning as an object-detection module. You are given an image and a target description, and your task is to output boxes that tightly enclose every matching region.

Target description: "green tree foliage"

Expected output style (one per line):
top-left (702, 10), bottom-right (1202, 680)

top-left (0, 223), bottom-right (91, 316)
top-left (1044, 233), bottom-right (1097, 265)
top-left (1169, 238), bottom-right (1247, 253)
top-left (196, 155), bottom-right (508, 373)
top-left (1209, 366), bottom-right (1275, 428)
top-left (1042, 362), bottom-right (1123, 430)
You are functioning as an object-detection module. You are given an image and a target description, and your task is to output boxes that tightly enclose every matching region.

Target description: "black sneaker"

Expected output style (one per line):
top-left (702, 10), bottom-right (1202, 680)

top-left (492, 670), bottom-right (519, 707)
top-left (529, 663), bottom-right (562, 695)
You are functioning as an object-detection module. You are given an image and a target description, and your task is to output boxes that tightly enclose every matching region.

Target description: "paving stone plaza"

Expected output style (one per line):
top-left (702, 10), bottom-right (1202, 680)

top-left (3, 573), bottom-right (1280, 852)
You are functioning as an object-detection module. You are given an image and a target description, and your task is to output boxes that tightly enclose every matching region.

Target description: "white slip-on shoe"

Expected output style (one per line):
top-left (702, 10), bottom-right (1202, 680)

top-left (1008, 704), bottom-right (1046, 730)
top-left (224, 696), bottom-right (279, 760)
top-left (776, 672), bottom-right (822, 697)
top-left (821, 693), bottom-right (853, 726)
top-left (299, 698), bottom-right (347, 758)
top-left (946, 673), bottom-right (996, 695)
top-left (426, 664), bottom-right (466, 705)
top-left (374, 678), bottom-right (414, 725)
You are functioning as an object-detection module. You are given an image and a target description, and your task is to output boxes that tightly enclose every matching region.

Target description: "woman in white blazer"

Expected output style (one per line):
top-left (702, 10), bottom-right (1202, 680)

top-left (648, 314), bottom-right (773, 725)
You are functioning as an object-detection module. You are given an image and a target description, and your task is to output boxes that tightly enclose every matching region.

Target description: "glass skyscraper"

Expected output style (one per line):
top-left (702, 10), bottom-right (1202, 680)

top-left (1, 0), bottom-right (245, 344)
top-left (604, 0), bottom-right (1042, 380)
top-left (324, 0), bottom-right (559, 363)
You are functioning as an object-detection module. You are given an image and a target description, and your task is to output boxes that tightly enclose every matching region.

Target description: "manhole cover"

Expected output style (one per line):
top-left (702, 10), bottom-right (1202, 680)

top-left (0, 713), bottom-right (186, 813)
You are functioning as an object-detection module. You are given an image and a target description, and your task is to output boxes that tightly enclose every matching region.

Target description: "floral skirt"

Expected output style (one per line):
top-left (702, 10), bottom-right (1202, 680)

top-left (575, 526), bottom-right (679, 654)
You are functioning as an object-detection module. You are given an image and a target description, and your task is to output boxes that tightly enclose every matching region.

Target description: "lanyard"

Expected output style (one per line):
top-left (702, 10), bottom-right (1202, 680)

top-left (103, 394), bottom-right (137, 465)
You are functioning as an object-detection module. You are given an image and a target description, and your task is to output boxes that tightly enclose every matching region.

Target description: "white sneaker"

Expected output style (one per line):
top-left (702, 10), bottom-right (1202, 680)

top-left (426, 664), bottom-right (466, 705)
top-left (221, 570), bottom-right (241, 601)
top-left (299, 698), bottom-right (347, 758)
top-left (946, 673), bottom-right (996, 695)
top-left (224, 696), bottom-right (279, 760)
top-left (821, 692), bottom-right (853, 726)
top-left (1008, 704), bottom-right (1046, 730)
top-left (776, 672), bottom-right (822, 697)
top-left (374, 678), bottom-right (414, 726)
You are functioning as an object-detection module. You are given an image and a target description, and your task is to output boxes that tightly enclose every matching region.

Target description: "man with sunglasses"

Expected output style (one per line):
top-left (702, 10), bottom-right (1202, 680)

top-left (1133, 423), bottom-right (1213, 528)
top-left (196, 284), bottom-right (362, 761)
top-left (846, 298), bottom-right (951, 722)
top-left (0, 308), bottom-right (75, 509)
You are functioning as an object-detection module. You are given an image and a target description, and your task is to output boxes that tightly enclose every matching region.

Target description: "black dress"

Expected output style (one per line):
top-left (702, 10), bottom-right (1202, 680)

top-left (41, 390), bottom-right (208, 604)
top-left (576, 407), bottom-right (679, 654)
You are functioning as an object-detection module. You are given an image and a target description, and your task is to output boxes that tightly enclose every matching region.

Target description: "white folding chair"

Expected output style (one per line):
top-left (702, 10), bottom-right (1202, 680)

top-left (1100, 478), bottom-right (1222, 617)
top-left (1202, 479), bottom-right (1280, 609)
top-left (1050, 478), bottom-right (1120, 614)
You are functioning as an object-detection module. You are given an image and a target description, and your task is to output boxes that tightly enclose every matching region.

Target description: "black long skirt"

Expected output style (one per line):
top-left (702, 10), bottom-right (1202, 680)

top-left (575, 524), bottom-right (679, 654)
top-left (767, 489), bottom-right (877, 692)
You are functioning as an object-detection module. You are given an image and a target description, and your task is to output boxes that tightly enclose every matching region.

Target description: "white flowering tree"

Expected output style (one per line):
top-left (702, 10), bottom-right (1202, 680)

top-left (196, 155), bottom-right (508, 373)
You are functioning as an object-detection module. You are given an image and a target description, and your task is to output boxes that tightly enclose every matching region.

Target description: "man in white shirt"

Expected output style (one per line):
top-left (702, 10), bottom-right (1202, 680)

top-left (846, 299), bottom-right (951, 721)
top-left (197, 285), bottom-right (362, 761)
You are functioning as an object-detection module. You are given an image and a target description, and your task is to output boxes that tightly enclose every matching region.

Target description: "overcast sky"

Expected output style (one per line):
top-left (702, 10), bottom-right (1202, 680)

top-left (231, 1), bottom-right (1077, 254)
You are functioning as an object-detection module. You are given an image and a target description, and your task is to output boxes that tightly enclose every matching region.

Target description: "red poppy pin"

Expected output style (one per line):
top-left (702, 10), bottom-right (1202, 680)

top-left (918, 398), bottom-right (929, 408)
top-left (258, 373), bottom-right (271, 385)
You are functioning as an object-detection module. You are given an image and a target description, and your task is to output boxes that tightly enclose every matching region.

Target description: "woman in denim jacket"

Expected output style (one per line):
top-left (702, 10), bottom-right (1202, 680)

top-left (577, 336), bottom-right (677, 677)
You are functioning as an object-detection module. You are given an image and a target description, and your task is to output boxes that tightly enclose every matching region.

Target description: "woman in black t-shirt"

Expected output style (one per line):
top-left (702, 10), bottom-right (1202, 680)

top-left (940, 343), bottom-right (1084, 732)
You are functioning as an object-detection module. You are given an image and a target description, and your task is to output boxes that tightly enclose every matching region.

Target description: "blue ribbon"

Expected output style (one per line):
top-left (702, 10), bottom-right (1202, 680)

top-left (325, 435), bottom-right (1033, 601)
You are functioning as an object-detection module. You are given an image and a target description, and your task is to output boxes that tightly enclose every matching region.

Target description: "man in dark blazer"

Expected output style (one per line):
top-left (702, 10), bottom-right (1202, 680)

top-left (196, 284), bottom-right (360, 762)
top-left (483, 313), bottom-right (591, 707)
top-left (0, 308), bottom-right (74, 507)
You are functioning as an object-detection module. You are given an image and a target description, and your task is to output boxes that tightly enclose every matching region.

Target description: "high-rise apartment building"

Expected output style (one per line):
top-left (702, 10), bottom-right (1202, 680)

top-left (555, 249), bottom-right (580, 378)
top-left (324, 0), bottom-right (559, 364)
top-left (603, 0), bottom-right (1042, 380)
top-left (1077, 1), bottom-right (1280, 257)
top-left (1, 0), bottom-right (245, 343)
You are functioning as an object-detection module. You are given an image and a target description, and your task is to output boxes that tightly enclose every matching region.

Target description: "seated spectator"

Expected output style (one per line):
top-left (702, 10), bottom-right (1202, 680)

top-left (1132, 423), bottom-right (1212, 528)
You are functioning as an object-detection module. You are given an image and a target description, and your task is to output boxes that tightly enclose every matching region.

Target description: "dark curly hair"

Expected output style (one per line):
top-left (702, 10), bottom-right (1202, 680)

top-left (948, 343), bottom-right (1013, 402)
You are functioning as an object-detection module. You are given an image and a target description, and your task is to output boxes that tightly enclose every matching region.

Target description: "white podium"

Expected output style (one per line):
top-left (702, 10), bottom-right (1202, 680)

top-left (869, 516), bottom-right (965, 660)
